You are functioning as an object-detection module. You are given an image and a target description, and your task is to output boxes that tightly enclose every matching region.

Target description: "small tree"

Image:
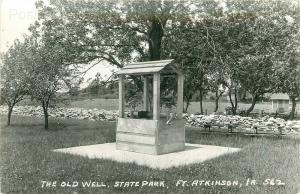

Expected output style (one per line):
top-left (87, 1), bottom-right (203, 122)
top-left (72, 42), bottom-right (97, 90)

top-left (30, 68), bottom-right (64, 129)
top-left (27, 4), bottom-right (79, 129)
top-left (0, 39), bottom-right (31, 125)
top-left (28, 41), bottom-right (71, 129)
top-left (25, 41), bottom-right (69, 129)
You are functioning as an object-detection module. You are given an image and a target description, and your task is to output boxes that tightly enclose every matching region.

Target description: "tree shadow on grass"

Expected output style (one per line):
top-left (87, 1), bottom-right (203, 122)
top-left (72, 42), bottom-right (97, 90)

top-left (186, 129), bottom-right (300, 148)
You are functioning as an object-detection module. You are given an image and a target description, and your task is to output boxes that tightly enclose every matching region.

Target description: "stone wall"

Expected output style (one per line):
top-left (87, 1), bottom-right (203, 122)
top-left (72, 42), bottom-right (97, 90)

top-left (184, 114), bottom-right (300, 133)
top-left (1, 106), bottom-right (299, 134)
top-left (0, 106), bottom-right (118, 121)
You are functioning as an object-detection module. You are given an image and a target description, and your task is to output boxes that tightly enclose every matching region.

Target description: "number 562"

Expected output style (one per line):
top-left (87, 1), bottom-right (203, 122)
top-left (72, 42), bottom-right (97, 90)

top-left (263, 179), bottom-right (285, 186)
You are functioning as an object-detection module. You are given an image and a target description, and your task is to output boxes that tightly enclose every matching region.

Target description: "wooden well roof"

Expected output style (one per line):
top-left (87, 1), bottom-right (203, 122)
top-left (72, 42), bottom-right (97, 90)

top-left (116, 59), bottom-right (178, 75)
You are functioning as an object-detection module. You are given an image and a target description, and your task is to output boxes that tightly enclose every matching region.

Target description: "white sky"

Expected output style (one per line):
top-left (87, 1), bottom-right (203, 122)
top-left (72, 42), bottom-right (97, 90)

top-left (0, 0), bottom-right (116, 88)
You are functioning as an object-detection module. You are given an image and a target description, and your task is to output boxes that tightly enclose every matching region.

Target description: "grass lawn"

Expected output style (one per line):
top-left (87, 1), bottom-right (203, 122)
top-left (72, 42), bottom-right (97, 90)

top-left (1, 115), bottom-right (300, 194)
top-left (65, 98), bottom-right (275, 114)
top-left (66, 98), bottom-right (119, 111)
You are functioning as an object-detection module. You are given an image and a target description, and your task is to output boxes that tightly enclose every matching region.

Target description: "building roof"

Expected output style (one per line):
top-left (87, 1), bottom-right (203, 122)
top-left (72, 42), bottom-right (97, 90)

top-left (270, 93), bottom-right (290, 100)
top-left (116, 59), bottom-right (178, 75)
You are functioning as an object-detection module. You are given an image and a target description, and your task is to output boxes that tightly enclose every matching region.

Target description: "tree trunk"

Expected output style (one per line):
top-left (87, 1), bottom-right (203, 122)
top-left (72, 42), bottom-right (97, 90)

top-left (215, 90), bottom-right (224, 112)
top-left (234, 87), bottom-right (238, 113)
top-left (184, 97), bottom-right (190, 113)
top-left (290, 96), bottom-right (297, 120)
top-left (228, 89), bottom-right (233, 112)
top-left (7, 106), bottom-right (13, 126)
top-left (228, 89), bottom-right (237, 115)
top-left (242, 90), bottom-right (247, 101)
top-left (199, 89), bottom-right (203, 114)
top-left (214, 90), bottom-right (224, 112)
top-left (214, 91), bottom-right (219, 112)
top-left (246, 95), bottom-right (259, 116)
top-left (184, 102), bottom-right (189, 113)
top-left (148, 17), bottom-right (164, 60)
top-left (42, 101), bottom-right (49, 130)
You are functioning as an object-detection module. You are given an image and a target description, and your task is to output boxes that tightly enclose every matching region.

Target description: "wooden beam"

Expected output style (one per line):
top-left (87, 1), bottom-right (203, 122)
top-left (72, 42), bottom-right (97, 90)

top-left (177, 73), bottom-right (184, 118)
top-left (143, 76), bottom-right (149, 111)
top-left (119, 75), bottom-right (125, 118)
top-left (153, 73), bottom-right (160, 120)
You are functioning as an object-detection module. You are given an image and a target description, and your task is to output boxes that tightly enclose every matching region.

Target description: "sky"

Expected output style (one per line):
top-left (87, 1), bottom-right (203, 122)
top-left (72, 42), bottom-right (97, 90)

top-left (0, 0), bottom-right (116, 88)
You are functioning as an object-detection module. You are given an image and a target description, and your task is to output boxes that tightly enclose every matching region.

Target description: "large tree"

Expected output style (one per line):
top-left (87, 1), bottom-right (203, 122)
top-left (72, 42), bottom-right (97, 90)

top-left (33, 0), bottom-right (219, 95)
top-left (34, 0), bottom-right (201, 65)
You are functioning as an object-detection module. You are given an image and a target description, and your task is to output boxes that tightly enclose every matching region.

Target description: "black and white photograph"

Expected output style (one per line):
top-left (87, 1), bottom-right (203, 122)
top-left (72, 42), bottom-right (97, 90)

top-left (0, 0), bottom-right (300, 193)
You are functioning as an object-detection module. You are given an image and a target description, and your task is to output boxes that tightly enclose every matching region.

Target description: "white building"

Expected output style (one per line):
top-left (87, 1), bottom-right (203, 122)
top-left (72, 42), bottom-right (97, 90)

top-left (271, 93), bottom-right (300, 113)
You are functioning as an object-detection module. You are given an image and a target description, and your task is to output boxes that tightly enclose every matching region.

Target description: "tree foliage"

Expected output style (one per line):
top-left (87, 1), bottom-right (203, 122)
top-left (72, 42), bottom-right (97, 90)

top-left (0, 39), bottom-right (32, 125)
